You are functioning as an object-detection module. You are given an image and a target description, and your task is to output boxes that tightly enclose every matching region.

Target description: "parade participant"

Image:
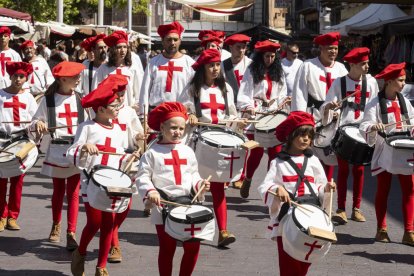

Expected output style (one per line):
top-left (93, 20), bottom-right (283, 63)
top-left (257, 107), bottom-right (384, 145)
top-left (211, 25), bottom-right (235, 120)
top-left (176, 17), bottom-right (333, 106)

top-left (237, 40), bottom-right (288, 199)
top-left (0, 27), bottom-right (22, 89)
top-left (321, 47), bottom-right (379, 225)
top-left (139, 21), bottom-right (194, 116)
top-left (93, 30), bottom-right (142, 107)
top-left (360, 62), bottom-right (414, 246)
top-left (0, 62), bottom-right (36, 232)
top-left (69, 79), bottom-right (139, 276)
top-left (136, 102), bottom-right (210, 276)
top-left (281, 42), bottom-right (303, 96)
top-left (198, 30), bottom-right (231, 61)
top-left (291, 31), bottom-right (348, 180)
top-left (200, 35), bottom-right (222, 51)
top-left (31, 61), bottom-right (86, 250)
top-left (179, 48), bottom-right (238, 247)
top-left (258, 111), bottom-right (335, 276)
top-left (78, 34), bottom-right (107, 95)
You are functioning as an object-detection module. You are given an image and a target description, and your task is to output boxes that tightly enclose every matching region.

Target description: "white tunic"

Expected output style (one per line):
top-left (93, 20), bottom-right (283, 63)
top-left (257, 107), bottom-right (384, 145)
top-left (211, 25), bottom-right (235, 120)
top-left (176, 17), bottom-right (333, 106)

top-left (78, 60), bottom-right (99, 96)
top-left (113, 104), bottom-right (144, 150)
top-left (221, 49), bottom-right (231, 61)
top-left (136, 142), bottom-right (204, 224)
top-left (0, 48), bottom-right (22, 89)
top-left (26, 56), bottom-right (54, 95)
top-left (221, 56), bottom-right (252, 88)
top-left (281, 57), bottom-right (303, 96)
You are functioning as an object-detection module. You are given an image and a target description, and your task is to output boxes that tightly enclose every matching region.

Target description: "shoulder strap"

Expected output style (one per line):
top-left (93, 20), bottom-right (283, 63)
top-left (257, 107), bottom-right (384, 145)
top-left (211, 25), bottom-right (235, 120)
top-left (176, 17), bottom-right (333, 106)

top-left (396, 90), bottom-right (409, 119)
top-left (340, 76), bottom-right (347, 101)
top-left (378, 91), bottom-right (389, 124)
top-left (223, 57), bottom-right (239, 105)
top-left (75, 92), bottom-right (85, 124)
top-left (88, 62), bottom-right (94, 93)
top-left (45, 93), bottom-right (56, 130)
top-left (360, 75), bottom-right (367, 111)
top-left (307, 93), bottom-right (324, 109)
top-left (223, 87), bottom-right (230, 116)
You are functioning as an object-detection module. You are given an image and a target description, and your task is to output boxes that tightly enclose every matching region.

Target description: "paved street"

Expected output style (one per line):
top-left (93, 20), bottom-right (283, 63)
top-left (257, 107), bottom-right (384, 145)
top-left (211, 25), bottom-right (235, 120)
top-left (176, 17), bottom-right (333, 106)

top-left (0, 153), bottom-right (413, 276)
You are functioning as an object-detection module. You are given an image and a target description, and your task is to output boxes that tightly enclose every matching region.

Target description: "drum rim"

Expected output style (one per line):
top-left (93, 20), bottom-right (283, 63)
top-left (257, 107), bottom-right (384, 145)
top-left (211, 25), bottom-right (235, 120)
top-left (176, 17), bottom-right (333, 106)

top-left (197, 127), bottom-right (246, 148)
top-left (90, 166), bottom-right (132, 190)
top-left (386, 135), bottom-right (414, 149)
top-left (168, 205), bottom-right (214, 224)
top-left (255, 111), bottom-right (289, 133)
top-left (291, 203), bottom-right (334, 233)
top-left (1, 136), bottom-right (30, 151)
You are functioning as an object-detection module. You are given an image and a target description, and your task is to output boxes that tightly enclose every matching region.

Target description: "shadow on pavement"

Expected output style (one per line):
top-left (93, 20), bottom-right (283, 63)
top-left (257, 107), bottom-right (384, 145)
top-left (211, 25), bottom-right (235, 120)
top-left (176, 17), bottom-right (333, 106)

top-left (0, 269), bottom-right (66, 275)
top-left (121, 231), bottom-right (158, 247)
top-left (335, 233), bottom-right (375, 245)
top-left (344, 251), bottom-right (414, 265)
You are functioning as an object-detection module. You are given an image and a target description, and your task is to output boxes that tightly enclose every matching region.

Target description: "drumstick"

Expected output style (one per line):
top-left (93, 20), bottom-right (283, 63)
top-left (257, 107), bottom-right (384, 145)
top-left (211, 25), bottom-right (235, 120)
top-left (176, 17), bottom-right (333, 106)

top-left (328, 178), bottom-right (334, 221)
top-left (123, 148), bottom-right (141, 173)
top-left (1, 121), bottom-right (31, 124)
top-left (368, 115), bottom-right (414, 133)
top-left (195, 122), bottom-right (226, 127)
top-left (143, 106), bottom-right (148, 152)
top-left (48, 124), bottom-right (78, 130)
top-left (160, 199), bottom-right (191, 208)
top-left (219, 119), bottom-right (259, 124)
top-left (267, 190), bottom-right (314, 213)
top-left (98, 151), bottom-right (125, 156)
top-left (333, 90), bottom-right (359, 111)
top-left (191, 175), bottom-right (212, 204)
top-left (0, 149), bottom-right (14, 155)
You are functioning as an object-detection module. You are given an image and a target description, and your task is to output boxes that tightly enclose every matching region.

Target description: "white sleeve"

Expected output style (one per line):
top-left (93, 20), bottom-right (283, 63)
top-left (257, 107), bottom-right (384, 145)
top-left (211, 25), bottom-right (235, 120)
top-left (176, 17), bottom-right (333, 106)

top-left (138, 64), bottom-right (153, 115)
top-left (359, 97), bottom-right (379, 146)
top-left (237, 69), bottom-right (254, 111)
top-left (136, 151), bottom-right (157, 203)
top-left (320, 80), bottom-right (340, 126)
top-left (291, 62), bottom-right (308, 111)
top-left (177, 84), bottom-right (196, 114)
top-left (130, 110), bottom-right (144, 148)
top-left (66, 123), bottom-right (91, 169)
top-left (131, 66), bottom-right (143, 105)
top-left (91, 65), bottom-right (104, 91)
top-left (43, 59), bottom-right (55, 87)
top-left (311, 156), bottom-right (328, 204)
top-left (257, 159), bottom-right (282, 215)
top-left (189, 153), bottom-right (204, 201)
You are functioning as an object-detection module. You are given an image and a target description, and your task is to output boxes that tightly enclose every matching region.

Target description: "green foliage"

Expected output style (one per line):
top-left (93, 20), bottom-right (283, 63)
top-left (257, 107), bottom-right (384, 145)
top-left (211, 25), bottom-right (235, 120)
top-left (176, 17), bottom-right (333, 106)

top-left (87, 0), bottom-right (150, 15)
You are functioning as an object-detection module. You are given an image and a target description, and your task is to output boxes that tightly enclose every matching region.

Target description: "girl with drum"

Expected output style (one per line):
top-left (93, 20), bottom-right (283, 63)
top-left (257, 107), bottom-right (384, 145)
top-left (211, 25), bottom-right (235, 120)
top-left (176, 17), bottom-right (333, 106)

top-left (320, 48), bottom-right (379, 225)
top-left (237, 40), bottom-right (288, 199)
top-left (31, 61), bottom-right (86, 250)
top-left (360, 62), bottom-right (414, 246)
top-left (0, 62), bottom-right (36, 231)
top-left (258, 111), bottom-right (336, 276)
top-left (136, 102), bottom-right (211, 276)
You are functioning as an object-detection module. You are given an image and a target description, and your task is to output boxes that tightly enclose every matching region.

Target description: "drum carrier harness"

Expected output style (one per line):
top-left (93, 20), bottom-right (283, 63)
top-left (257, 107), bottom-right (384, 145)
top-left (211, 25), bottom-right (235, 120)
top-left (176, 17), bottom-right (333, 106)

top-left (222, 57), bottom-right (239, 105)
top-left (340, 75), bottom-right (367, 114)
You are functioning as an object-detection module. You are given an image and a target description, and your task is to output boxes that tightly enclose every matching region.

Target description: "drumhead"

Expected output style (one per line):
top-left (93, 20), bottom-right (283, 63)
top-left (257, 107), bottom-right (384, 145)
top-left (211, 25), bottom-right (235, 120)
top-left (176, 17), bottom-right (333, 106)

top-left (255, 112), bottom-right (288, 131)
top-left (92, 168), bottom-right (132, 188)
top-left (200, 129), bottom-right (244, 148)
top-left (0, 138), bottom-right (29, 162)
top-left (292, 204), bottom-right (333, 232)
top-left (390, 138), bottom-right (414, 148)
top-left (169, 205), bottom-right (213, 223)
top-left (343, 126), bottom-right (366, 144)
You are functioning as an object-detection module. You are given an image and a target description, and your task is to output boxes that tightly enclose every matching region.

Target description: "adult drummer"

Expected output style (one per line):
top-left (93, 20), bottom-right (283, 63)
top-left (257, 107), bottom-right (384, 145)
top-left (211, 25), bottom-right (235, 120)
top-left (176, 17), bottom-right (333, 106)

top-left (0, 62), bottom-right (36, 232)
top-left (321, 47), bottom-right (379, 224)
top-left (360, 62), bottom-right (414, 246)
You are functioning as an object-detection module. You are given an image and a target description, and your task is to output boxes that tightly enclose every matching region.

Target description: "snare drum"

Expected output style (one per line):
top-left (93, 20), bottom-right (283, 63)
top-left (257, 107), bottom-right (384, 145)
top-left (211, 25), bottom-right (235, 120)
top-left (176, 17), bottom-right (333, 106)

top-left (313, 121), bottom-right (338, 166)
top-left (0, 136), bottom-right (39, 178)
top-left (86, 166), bottom-right (135, 213)
top-left (378, 135), bottom-right (414, 175)
top-left (45, 136), bottom-right (74, 167)
top-left (165, 205), bottom-right (215, 242)
top-left (281, 204), bottom-right (334, 263)
top-left (331, 124), bottom-right (373, 165)
top-left (192, 128), bottom-right (247, 182)
top-left (254, 111), bottom-right (288, 148)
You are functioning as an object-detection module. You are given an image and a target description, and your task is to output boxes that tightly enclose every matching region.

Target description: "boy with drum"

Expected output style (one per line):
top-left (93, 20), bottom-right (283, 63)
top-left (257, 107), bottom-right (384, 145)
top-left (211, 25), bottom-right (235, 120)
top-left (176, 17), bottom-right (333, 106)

top-left (360, 62), bottom-right (414, 246)
top-left (0, 62), bottom-right (36, 231)
top-left (136, 102), bottom-right (211, 276)
top-left (258, 111), bottom-right (336, 276)
top-left (320, 47), bottom-right (379, 224)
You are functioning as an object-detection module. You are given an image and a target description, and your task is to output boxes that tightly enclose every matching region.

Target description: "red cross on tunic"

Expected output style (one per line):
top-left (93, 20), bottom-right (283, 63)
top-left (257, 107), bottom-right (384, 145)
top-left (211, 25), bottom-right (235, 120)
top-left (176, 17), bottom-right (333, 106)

top-left (30, 66), bottom-right (39, 84)
top-left (200, 93), bottom-right (225, 124)
top-left (113, 118), bottom-right (127, 131)
top-left (164, 150), bottom-right (187, 185)
top-left (234, 69), bottom-right (243, 87)
top-left (281, 163), bottom-right (315, 197)
top-left (115, 68), bottom-right (130, 80)
top-left (58, 104), bottom-right (78, 134)
top-left (0, 53), bottom-right (11, 76)
top-left (158, 61), bottom-right (183, 93)
top-left (387, 101), bottom-right (402, 129)
top-left (4, 96), bottom-right (27, 126)
top-left (265, 73), bottom-right (273, 100)
top-left (319, 72), bottom-right (335, 94)
top-left (184, 224), bottom-right (202, 238)
top-left (346, 84), bottom-right (370, 119)
top-left (304, 240), bottom-right (322, 261)
top-left (224, 151), bottom-right (240, 178)
top-left (96, 137), bottom-right (117, 166)
top-left (109, 196), bottom-right (122, 210)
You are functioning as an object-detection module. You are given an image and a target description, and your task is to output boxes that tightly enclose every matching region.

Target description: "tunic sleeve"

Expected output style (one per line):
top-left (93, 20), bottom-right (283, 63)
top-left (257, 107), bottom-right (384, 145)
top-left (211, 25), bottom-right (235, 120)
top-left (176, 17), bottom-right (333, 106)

top-left (359, 97), bottom-right (379, 146)
top-left (66, 123), bottom-right (91, 170)
top-left (136, 151), bottom-right (157, 204)
top-left (257, 159), bottom-right (282, 215)
top-left (291, 62), bottom-right (308, 111)
top-left (237, 68), bottom-right (254, 111)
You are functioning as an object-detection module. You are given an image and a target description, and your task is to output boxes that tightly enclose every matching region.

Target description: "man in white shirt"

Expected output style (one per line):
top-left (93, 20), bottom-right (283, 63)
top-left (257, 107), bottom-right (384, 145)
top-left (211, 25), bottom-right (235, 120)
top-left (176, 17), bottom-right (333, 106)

top-left (281, 42), bottom-right (303, 96)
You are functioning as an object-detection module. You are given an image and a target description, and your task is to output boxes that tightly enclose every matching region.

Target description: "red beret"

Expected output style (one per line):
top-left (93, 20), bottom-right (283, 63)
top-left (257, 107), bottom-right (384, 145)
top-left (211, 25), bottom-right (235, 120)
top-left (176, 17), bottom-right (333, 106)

top-left (0, 27), bottom-right (11, 36)
top-left (215, 31), bottom-right (226, 40)
top-left (375, 62), bottom-right (406, 82)
top-left (201, 35), bottom-right (222, 48)
top-left (198, 30), bottom-right (217, 41)
top-left (224, 34), bottom-right (250, 46)
top-left (103, 31), bottom-right (128, 47)
top-left (98, 74), bottom-right (128, 92)
top-left (80, 34), bottom-right (106, 52)
top-left (192, 49), bottom-right (221, 71)
top-left (254, 40), bottom-right (281, 53)
top-left (6, 62), bottom-right (33, 78)
top-left (148, 102), bottom-right (188, 131)
top-left (52, 61), bottom-right (86, 78)
top-left (275, 111), bottom-right (315, 143)
top-left (82, 82), bottom-right (120, 111)
top-left (313, 32), bottom-right (340, 46)
top-left (343, 47), bottom-right (370, 64)
top-left (157, 21), bottom-right (184, 39)
top-left (19, 40), bottom-right (34, 50)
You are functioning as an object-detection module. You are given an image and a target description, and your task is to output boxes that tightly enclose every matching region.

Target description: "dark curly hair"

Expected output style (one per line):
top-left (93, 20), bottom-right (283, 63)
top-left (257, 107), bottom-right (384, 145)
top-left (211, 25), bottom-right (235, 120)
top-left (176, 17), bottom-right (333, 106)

top-left (189, 65), bottom-right (227, 98)
top-left (107, 46), bottom-right (132, 67)
top-left (249, 51), bottom-right (284, 85)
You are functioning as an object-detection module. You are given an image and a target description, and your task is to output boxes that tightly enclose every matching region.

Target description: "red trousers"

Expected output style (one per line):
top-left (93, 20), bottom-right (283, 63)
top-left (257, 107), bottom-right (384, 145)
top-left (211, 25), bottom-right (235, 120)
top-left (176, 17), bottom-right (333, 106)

top-left (277, 236), bottom-right (311, 276)
top-left (322, 163), bottom-right (335, 181)
top-left (78, 202), bottom-right (116, 268)
top-left (52, 174), bottom-right (80, 233)
top-left (111, 199), bottom-right (132, 247)
top-left (375, 171), bottom-right (414, 232)
top-left (156, 224), bottom-right (200, 276)
top-left (210, 182), bottom-right (227, 231)
top-left (336, 156), bottom-right (365, 210)
top-left (0, 174), bottom-right (25, 219)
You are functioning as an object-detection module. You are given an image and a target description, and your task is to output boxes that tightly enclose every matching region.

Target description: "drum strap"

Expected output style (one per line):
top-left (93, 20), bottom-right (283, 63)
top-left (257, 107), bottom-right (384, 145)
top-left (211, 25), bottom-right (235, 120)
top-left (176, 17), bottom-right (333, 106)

top-left (223, 57), bottom-right (239, 105)
top-left (194, 90), bottom-right (230, 119)
top-left (378, 90), bottom-right (409, 125)
top-left (340, 75), bottom-right (367, 112)
top-left (46, 92), bottom-right (85, 132)
top-left (307, 93), bottom-right (324, 109)
top-left (88, 61), bottom-right (94, 93)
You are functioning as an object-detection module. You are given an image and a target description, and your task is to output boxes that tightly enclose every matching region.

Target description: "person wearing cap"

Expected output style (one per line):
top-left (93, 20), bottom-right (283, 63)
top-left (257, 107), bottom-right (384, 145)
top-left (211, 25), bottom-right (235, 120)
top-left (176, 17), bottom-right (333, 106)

top-left (198, 30), bottom-right (231, 61)
top-left (68, 79), bottom-right (140, 276)
top-left (139, 21), bottom-right (195, 117)
top-left (78, 34), bottom-right (107, 96)
top-left (20, 40), bottom-right (54, 98)
top-left (30, 61), bottom-right (87, 251)
top-left (0, 27), bottom-right (22, 89)
top-left (92, 30), bottom-right (143, 108)
top-left (0, 62), bottom-right (36, 232)
top-left (258, 111), bottom-right (335, 276)
top-left (281, 42), bottom-right (303, 96)
top-left (291, 31), bottom-right (348, 181)
top-left (136, 102), bottom-right (210, 276)
top-left (237, 40), bottom-right (288, 199)
top-left (360, 62), bottom-right (414, 246)
top-left (321, 47), bottom-right (379, 225)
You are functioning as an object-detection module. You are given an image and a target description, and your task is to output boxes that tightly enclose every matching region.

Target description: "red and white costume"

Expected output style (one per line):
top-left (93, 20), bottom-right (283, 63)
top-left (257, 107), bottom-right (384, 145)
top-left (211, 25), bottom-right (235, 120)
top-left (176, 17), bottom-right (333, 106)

top-left (281, 57), bottom-right (303, 96)
top-left (0, 48), bottom-right (22, 89)
top-left (222, 55), bottom-right (252, 89)
top-left (78, 59), bottom-right (99, 96)
top-left (26, 56), bottom-right (54, 96)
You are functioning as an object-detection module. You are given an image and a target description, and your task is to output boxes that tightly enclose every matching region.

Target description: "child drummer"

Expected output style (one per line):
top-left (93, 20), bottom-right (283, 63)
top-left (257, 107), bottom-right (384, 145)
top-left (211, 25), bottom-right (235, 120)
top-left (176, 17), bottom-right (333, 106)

top-left (136, 102), bottom-right (210, 276)
top-left (258, 111), bottom-right (335, 276)
top-left (0, 62), bottom-right (36, 232)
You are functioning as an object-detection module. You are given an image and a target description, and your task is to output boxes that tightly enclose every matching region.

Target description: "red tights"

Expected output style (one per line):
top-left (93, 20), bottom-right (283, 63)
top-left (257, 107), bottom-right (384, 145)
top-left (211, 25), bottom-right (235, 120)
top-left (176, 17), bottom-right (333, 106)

top-left (0, 174), bottom-right (25, 219)
top-left (111, 199), bottom-right (132, 247)
top-left (277, 236), bottom-right (311, 276)
top-left (210, 182), bottom-right (227, 231)
top-left (336, 156), bottom-right (364, 210)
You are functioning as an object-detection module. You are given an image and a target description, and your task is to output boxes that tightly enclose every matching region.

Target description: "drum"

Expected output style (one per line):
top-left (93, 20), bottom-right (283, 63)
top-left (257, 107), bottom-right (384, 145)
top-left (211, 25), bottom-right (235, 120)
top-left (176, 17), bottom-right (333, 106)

top-left (378, 135), bottom-right (414, 175)
top-left (281, 204), bottom-right (334, 263)
top-left (165, 205), bottom-right (215, 242)
top-left (192, 128), bottom-right (247, 182)
top-left (313, 121), bottom-right (338, 166)
top-left (34, 94), bottom-right (44, 105)
top-left (44, 136), bottom-right (74, 167)
top-left (254, 111), bottom-right (288, 148)
top-left (86, 166), bottom-right (135, 213)
top-left (0, 136), bottom-right (39, 178)
top-left (331, 124), bottom-right (373, 165)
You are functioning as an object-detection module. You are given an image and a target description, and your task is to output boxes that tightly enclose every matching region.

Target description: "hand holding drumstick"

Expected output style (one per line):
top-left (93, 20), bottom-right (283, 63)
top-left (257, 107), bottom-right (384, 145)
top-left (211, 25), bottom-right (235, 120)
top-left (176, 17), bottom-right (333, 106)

top-left (191, 176), bottom-right (212, 203)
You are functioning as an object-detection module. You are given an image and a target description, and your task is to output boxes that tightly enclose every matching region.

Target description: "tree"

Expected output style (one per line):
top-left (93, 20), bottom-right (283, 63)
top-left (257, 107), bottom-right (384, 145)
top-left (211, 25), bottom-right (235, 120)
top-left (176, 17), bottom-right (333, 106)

top-left (87, 0), bottom-right (150, 15)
